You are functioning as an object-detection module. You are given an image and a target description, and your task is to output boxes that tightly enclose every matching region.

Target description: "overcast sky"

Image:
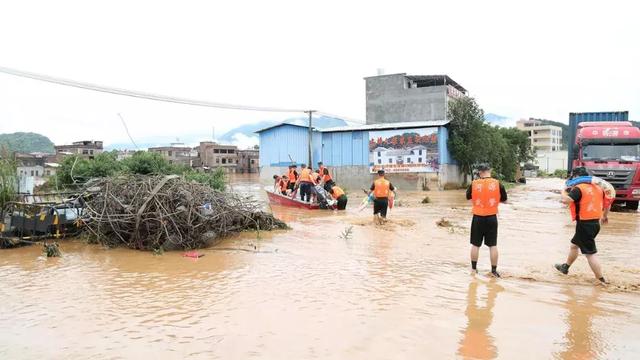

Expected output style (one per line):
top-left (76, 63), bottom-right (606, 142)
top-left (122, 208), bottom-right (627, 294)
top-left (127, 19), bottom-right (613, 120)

top-left (1, 0), bottom-right (638, 148)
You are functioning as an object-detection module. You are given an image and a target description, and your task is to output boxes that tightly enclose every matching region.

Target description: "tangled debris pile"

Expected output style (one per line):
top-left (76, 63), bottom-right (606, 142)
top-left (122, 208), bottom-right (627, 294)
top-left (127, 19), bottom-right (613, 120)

top-left (81, 175), bottom-right (287, 250)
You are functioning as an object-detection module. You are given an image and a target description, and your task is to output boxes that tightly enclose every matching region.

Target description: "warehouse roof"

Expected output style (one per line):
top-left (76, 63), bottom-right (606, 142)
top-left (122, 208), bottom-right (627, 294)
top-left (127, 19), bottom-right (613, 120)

top-left (321, 120), bottom-right (449, 133)
top-left (255, 122), bottom-right (315, 133)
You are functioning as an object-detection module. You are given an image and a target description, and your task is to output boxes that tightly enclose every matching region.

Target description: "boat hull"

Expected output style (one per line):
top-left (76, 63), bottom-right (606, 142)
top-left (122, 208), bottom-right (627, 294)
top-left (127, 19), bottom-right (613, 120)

top-left (266, 191), bottom-right (331, 210)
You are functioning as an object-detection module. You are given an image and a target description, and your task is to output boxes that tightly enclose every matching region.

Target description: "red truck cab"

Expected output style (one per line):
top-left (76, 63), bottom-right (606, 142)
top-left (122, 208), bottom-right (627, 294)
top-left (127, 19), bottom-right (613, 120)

top-left (572, 121), bottom-right (640, 210)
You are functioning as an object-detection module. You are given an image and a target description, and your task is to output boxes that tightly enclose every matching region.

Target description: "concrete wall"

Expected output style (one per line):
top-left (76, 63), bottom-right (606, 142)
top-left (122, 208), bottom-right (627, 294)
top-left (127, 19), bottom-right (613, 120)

top-left (535, 150), bottom-right (568, 173)
top-left (366, 74), bottom-right (447, 124)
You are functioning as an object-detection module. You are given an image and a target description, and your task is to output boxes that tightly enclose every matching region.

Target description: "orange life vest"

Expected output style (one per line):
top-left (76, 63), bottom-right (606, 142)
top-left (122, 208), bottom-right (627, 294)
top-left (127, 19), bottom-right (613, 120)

top-left (318, 166), bottom-right (326, 177)
top-left (471, 178), bottom-right (501, 216)
top-left (288, 169), bottom-right (298, 182)
top-left (322, 172), bottom-right (333, 183)
top-left (569, 183), bottom-right (604, 221)
top-left (373, 178), bottom-right (391, 198)
top-left (331, 186), bottom-right (345, 199)
top-left (299, 168), bottom-right (313, 182)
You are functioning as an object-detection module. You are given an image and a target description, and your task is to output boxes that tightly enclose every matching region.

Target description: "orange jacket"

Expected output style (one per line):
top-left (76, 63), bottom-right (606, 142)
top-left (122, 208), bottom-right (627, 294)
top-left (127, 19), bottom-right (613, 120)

top-left (471, 178), bottom-right (501, 216)
top-left (569, 183), bottom-right (604, 221)
top-left (373, 178), bottom-right (391, 198)
top-left (331, 186), bottom-right (345, 199)
top-left (298, 168), bottom-right (313, 183)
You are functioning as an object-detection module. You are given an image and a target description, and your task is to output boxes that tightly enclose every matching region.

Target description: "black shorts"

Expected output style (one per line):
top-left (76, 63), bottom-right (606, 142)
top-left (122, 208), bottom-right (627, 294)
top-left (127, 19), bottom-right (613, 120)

top-left (571, 220), bottom-right (600, 255)
top-left (470, 215), bottom-right (498, 247)
top-left (373, 198), bottom-right (388, 217)
top-left (337, 195), bottom-right (348, 210)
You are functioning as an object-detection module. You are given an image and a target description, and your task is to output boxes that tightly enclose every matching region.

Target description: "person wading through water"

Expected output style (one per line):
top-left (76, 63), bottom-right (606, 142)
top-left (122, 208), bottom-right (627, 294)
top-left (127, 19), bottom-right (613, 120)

top-left (369, 169), bottom-right (395, 225)
top-left (466, 163), bottom-right (507, 277)
top-left (555, 167), bottom-right (610, 284)
top-left (296, 164), bottom-right (316, 203)
top-left (329, 185), bottom-right (348, 210)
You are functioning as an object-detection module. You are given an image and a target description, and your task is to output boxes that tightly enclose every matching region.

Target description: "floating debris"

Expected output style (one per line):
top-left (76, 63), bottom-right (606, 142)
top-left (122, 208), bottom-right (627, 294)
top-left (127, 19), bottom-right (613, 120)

top-left (43, 242), bottom-right (61, 257)
top-left (436, 218), bottom-right (453, 227)
top-left (81, 175), bottom-right (288, 251)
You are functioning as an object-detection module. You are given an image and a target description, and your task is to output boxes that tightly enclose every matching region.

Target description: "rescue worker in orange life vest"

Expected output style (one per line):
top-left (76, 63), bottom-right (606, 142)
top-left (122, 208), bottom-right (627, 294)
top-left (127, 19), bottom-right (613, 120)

top-left (296, 164), bottom-right (316, 203)
top-left (321, 168), bottom-right (335, 192)
top-left (329, 185), bottom-right (348, 210)
top-left (287, 165), bottom-right (298, 192)
top-left (369, 169), bottom-right (395, 224)
top-left (555, 167), bottom-right (610, 284)
top-left (466, 163), bottom-right (507, 277)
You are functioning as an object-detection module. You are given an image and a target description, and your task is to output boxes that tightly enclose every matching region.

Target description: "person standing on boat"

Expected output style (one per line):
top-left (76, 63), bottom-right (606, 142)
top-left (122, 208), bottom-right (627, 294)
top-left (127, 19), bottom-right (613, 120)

top-left (369, 169), bottom-right (395, 224)
top-left (330, 185), bottom-right (348, 210)
top-left (287, 165), bottom-right (298, 193)
top-left (296, 164), bottom-right (316, 203)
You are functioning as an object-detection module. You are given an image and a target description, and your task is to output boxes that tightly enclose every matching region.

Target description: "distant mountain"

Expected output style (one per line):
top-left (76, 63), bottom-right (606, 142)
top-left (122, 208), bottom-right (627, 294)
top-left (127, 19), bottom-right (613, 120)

top-left (0, 132), bottom-right (55, 154)
top-left (217, 115), bottom-right (349, 146)
top-left (484, 113), bottom-right (515, 127)
top-left (105, 115), bottom-right (350, 151)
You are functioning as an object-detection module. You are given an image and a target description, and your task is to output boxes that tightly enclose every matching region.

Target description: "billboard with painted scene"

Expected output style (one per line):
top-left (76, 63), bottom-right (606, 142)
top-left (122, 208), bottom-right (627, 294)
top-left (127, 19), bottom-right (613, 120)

top-left (368, 127), bottom-right (439, 173)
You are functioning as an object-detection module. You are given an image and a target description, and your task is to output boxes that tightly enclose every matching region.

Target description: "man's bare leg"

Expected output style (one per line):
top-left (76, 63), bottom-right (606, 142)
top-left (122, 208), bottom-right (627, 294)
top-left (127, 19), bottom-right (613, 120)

top-left (470, 245), bottom-right (479, 274)
top-left (489, 246), bottom-right (500, 277)
top-left (555, 244), bottom-right (581, 275)
top-left (585, 254), bottom-right (605, 283)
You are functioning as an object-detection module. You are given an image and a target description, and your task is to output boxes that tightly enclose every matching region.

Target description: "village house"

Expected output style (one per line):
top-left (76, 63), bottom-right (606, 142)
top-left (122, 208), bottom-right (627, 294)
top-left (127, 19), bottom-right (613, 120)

top-left (147, 144), bottom-right (194, 166)
top-left (196, 141), bottom-right (239, 173)
top-left (236, 147), bottom-right (259, 173)
top-left (54, 140), bottom-right (103, 160)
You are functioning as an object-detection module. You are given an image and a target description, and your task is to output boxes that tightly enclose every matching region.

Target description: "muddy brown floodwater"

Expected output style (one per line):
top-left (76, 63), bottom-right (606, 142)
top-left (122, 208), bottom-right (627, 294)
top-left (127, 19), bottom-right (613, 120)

top-left (1, 175), bottom-right (639, 359)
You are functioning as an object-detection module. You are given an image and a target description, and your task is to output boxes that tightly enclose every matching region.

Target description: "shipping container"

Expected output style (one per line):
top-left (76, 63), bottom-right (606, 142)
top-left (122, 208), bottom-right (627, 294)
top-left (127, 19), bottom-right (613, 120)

top-left (567, 111), bottom-right (629, 171)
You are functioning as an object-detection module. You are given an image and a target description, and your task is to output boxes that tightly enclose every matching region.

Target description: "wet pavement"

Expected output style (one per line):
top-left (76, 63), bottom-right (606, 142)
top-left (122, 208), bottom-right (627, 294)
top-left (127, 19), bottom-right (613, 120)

top-left (1, 175), bottom-right (639, 359)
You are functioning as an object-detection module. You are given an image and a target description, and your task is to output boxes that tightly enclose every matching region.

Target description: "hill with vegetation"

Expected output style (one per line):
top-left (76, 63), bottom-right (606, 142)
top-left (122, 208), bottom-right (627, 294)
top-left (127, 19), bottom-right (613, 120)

top-left (0, 132), bottom-right (55, 154)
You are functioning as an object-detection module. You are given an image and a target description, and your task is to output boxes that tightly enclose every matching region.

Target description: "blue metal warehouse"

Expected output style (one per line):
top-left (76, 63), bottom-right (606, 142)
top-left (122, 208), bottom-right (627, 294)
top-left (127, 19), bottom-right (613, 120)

top-left (256, 120), bottom-right (462, 190)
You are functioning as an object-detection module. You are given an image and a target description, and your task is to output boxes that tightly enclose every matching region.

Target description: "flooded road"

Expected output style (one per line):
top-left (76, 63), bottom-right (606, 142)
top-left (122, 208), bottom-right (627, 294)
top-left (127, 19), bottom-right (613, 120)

top-left (1, 176), bottom-right (639, 359)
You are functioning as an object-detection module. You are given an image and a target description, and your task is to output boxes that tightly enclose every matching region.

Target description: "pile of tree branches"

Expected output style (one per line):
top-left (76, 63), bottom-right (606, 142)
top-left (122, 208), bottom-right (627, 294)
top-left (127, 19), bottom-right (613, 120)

top-left (80, 175), bottom-right (287, 250)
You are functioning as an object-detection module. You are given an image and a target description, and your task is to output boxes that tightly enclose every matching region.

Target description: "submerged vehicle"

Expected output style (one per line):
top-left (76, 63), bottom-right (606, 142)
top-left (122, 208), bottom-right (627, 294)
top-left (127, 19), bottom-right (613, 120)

top-left (569, 117), bottom-right (640, 210)
top-left (0, 193), bottom-right (85, 248)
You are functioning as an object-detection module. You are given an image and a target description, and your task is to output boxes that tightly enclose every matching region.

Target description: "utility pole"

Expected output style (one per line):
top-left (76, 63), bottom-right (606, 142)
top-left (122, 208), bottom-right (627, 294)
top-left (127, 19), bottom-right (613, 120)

top-left (305, 110), bottom-right (316, 166)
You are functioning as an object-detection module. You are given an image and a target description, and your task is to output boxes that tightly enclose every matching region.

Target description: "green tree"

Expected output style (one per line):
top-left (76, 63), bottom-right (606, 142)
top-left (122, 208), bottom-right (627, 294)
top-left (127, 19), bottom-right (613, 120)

top-left (447, 97), bottom-right (488, 183)
top-left (0, 150), bottom-right (18, 207)
top-left (121, 151), bottom-right (173, 175)
top-left (184, 168), bottom-right (226, 191)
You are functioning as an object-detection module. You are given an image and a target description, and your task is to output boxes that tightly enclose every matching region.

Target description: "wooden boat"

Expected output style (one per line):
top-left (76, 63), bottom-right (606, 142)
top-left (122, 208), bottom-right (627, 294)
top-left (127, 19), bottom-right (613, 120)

top-left (265, 190), bottom-right (335, 210)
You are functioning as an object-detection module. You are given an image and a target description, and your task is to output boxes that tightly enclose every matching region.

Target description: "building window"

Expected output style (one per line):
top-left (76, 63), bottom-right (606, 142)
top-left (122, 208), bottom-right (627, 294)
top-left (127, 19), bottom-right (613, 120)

top-left (418, 157), bottom-right (422, 163)
top-left (228, 150), bottom-right (235, 154)
top-left (388, 159), bottom-right (392, 164)
top-left (220, 149), bottom-right (227, 154)
top-left (46, 170), bottom-right (51, 176)
top-left (419, 150), bottom-right (423, 155)
top-left (216, 158), bottom-right (220, 163)
top-left (214, 149), bottom-right (220, 153)
top-left (406, 157), bottom-right (411, 163)
top-left (168, 151), bottom-right (173, 156)
top-left (377, 151), bottom-right (381, 157)
top-left (90, 150), bottom-right (94, 155)
top-left (31, 170), bottom-right (34, 176)
top-left (378, 159), bottom-right (381, 164)
top-left (82, 149), bottom-right (89, 155)
top-left (250, 159), bottom-right (255, 164)
top-left (222, 158), bottom-right (227, 164)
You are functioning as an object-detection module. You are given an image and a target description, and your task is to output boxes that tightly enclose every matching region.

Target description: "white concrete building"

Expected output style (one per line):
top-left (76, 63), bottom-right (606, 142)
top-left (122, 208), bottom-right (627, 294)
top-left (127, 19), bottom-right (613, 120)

top-left (516, 118), bottom-right (563, 152)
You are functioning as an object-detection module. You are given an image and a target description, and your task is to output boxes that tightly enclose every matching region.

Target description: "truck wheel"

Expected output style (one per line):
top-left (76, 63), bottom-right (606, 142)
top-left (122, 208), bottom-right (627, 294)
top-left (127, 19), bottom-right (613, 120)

top-left (626, 201), bottom-right (639, 211)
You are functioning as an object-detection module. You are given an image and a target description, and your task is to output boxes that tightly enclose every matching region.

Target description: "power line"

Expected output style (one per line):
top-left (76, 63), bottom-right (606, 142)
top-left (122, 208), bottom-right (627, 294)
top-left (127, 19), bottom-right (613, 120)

top-left (0, 65), bottom-right (366, 123)
top-left (0, 65), bottom-right (306, 113)
top-left (117, 113), bottom-right (139, 150)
